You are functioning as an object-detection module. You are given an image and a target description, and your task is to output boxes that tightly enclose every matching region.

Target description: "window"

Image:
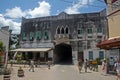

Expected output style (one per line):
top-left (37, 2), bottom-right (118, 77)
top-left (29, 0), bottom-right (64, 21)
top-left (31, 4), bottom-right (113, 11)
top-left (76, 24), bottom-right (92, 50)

top-left (97, 36), bottom-right (102, 38)
top-left (40, 53), bottom-right (44, 57)
top-left (97, 27), bottom-right (102, 33)
top-left (22, 33), bottom-right (27, 41)
top-left (57, 28), bottom-right (60, 34)
top-left (99, 51), bottom-right (104, 59)
top-left (88, 36), bottom-right (92, 38)
top-left (78, 29), bottom-right (83, 35)
top-left (61, 27), bottom-right (64, 34)
top-left (87, 28), bottom-right (92, 34)
top-left (36, 31), bottom-right (41, 40)
top-left (65, 27), bottom-right (69, 34)
top-left (44, 31), bottom-right (49, 40)
top-left (89, 51), bottom-right (93, 60)
top-left (87, 41), bottom-right (91, 49)
top-left (30, 32), bottom-right (34, 41)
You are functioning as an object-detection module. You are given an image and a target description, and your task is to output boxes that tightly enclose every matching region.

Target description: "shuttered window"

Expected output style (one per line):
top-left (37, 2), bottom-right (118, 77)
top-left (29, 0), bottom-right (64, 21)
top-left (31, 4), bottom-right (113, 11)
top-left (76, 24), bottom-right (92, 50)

top-left (36, 31), bottom-right (41, 40)
top-left (44, 31), bottom-right (49, 40)
top-left (30, 32), bottom-right (34, 41)
top-left (89, 51), bottom-right (93, 60)
top-left (22, 33), bottom-right (27, 41)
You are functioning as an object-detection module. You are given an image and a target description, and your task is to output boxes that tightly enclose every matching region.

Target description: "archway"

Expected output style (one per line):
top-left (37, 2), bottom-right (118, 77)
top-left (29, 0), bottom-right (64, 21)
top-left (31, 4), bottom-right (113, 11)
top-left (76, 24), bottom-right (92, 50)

top-left (54, 43), bottom-right (72, 64)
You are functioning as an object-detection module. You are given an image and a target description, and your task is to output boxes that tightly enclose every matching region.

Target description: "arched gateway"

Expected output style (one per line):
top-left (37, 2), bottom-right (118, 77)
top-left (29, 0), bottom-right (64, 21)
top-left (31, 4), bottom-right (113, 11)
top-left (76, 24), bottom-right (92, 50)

top-left (54, 43), bottom-right (72, 64)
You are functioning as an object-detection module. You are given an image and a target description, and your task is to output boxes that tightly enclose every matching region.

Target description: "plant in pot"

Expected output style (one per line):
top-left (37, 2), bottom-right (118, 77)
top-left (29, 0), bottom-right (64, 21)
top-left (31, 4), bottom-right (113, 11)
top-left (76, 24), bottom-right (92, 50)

top-left (18, 66), bottom-right (24, 77)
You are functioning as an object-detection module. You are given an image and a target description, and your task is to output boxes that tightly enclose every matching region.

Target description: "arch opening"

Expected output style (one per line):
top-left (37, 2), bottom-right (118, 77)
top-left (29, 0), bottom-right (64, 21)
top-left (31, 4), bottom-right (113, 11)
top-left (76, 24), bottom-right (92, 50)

top-left (54, 43), bottom-right (72, 64)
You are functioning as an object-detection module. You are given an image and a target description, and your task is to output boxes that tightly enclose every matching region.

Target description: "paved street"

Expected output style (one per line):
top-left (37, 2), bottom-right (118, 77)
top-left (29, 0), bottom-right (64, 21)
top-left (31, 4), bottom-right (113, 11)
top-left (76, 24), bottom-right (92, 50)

top-left (0, 64), bottom-right (117, 80)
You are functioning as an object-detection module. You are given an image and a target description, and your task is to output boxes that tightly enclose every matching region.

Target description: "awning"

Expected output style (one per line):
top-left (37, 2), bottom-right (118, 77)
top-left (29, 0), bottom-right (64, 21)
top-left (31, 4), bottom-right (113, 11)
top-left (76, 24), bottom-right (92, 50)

top-left (96, 37), bottom-right (120, 49)
top-left (11, 48), bottom-right (52, 52)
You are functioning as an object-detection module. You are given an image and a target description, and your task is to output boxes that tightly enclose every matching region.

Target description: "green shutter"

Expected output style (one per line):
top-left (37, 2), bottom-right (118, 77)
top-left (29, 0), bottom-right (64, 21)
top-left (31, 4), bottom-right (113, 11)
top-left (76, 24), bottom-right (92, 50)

top-left (88, 28), bottom-right (92, 34)
top-left (23, 33), bottom-right (27, 41)
top-left (44, 31), bottom-right (49, 40)
top-left (97, 27), bottom-right (102, 33)
top-left (36, 31), bottom-right (41, 40)
top-left (30, 32), bottom-right (34, 41)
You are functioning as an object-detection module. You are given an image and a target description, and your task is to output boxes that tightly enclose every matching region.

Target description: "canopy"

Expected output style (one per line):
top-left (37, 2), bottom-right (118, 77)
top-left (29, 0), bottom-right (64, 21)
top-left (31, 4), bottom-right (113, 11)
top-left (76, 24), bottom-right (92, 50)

top-left (11, 48), bottom-right (52, 52)
top-left (96, 37), bottom-right (120, 49)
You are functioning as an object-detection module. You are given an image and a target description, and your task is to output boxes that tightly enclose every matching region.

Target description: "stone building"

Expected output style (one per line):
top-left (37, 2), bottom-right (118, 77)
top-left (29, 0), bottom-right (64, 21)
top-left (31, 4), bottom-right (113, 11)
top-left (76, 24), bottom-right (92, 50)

top-left (16, 9), bottom-right (108, 64)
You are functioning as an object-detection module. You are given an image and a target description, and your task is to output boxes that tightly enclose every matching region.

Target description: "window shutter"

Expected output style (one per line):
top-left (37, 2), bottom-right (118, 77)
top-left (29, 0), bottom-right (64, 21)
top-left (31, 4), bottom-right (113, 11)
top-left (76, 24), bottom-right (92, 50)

top-left (23, 33), bottom-right (27, 41)
top-left (30, 32), bottom-right (34, 41)
top-left (36, 31), bottom-right (41, 40)
top-left (44, 31), bottom-right (49, 40)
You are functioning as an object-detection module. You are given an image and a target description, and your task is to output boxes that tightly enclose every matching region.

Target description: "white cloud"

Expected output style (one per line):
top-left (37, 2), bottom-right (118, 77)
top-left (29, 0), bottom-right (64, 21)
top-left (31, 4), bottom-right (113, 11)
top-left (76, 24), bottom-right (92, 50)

top-left (0, 1), bottom-right (51, 34)
top-left (5, 7), bottom-right (25, 18)
top-left (0, 16), bottom-right (21, 34)
top-left (28, 1), bottom-right (51, 18)
top-left (65, 0), bottom-right (95, 14)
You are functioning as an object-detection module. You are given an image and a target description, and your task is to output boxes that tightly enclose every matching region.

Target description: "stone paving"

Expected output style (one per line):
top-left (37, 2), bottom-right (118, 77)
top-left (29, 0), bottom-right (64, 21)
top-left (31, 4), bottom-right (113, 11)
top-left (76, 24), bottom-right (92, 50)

top-left (0, 64), bottom-right (117, 80)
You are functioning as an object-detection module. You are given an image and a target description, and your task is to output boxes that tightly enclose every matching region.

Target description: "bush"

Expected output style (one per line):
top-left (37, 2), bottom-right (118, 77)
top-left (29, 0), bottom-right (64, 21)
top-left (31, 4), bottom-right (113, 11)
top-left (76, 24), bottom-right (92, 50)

top-left (96, 58), bottom-right (102, 65)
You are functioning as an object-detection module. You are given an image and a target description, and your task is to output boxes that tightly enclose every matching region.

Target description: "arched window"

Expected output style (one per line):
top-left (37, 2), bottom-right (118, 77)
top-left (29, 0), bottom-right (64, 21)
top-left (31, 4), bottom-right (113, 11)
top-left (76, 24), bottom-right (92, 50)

top-left (65, 27), bottom-right (69, 34)
top-left (61, 27), bottom-right (64, 34)
top-left (57, 28), bottom-right (60, 34)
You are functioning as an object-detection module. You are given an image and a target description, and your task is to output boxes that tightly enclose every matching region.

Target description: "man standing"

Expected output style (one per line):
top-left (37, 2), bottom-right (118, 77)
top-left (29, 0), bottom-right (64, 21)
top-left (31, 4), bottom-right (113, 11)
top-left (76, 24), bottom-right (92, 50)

top-left (78, 59), bottom-right (83, 73)
top-left (29, 60), bottom-right (35, 72)
top-left (47, 60), bottom-right (51, 69)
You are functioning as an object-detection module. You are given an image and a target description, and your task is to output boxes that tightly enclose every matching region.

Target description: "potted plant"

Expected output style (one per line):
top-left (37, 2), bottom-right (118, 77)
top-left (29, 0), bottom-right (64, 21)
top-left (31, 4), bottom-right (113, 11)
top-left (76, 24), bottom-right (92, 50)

top-left (3, 68), bottom-right (11, 80)
top-left (18, 66), bottom-right (24, 77)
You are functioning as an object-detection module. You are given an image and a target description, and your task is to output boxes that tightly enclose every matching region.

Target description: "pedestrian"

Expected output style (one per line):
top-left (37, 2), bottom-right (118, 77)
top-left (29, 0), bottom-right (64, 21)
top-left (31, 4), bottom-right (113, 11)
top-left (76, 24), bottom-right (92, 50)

top-left (113, 60), bottom-right (120, 74)
top-left (84, 59), bottom-right (88, 72)
top-left (102, 59), bottom-right (107, 75)
top-left (47, 60), bottom-right (51, 69)
top-left (78, 59), bottom-right (83, 73)
top-left (29, 59), bottom-right (35, 72)
top-left (114, 60), bottom-right (120, 80)
top-left (38, 59), bottom-right (41, 68)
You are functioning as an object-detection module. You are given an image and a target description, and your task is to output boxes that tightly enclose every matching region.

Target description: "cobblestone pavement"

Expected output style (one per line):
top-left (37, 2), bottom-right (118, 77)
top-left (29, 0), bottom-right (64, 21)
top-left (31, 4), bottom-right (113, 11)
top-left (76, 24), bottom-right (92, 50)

top-left (0, 64), bottom-right (117, 80)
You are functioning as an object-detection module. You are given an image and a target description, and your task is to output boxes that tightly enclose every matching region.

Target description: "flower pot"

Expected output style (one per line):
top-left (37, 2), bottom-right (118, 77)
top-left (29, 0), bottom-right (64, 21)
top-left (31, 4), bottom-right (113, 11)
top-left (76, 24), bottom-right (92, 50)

top-left (17, 69), bottom-right (24, 77)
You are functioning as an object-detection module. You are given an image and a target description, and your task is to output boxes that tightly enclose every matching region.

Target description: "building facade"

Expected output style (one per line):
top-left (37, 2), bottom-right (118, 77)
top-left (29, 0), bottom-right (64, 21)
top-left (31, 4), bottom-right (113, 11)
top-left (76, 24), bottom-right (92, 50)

top-left (97, 0), bottom-right (120, 71)
top-left (19, 9), bottom-right (108, 64)
top-left (0, 26), bottom-right (10, 66)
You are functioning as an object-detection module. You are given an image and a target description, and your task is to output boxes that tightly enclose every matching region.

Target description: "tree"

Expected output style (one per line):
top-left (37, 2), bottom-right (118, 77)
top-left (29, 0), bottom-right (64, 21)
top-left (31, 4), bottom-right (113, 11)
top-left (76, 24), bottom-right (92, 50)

top-left (0, 41), bottom-right (4, 52)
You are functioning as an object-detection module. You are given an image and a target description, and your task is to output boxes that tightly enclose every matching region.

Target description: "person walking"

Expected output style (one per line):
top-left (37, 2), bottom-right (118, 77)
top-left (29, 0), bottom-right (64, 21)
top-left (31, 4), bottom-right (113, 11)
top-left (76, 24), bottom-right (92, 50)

top-left (47, 60), bottom-right (51, 69)
top-left (78, 59), bottom-right (83, 73)
top-left (29, 59), bottom-right (35, 72)
top-left (84, 59), bottom-right (88, 72)
top-left (102, 59), bottom-right (107, 75)
top-left (114, 60), bottom-right (120, 80)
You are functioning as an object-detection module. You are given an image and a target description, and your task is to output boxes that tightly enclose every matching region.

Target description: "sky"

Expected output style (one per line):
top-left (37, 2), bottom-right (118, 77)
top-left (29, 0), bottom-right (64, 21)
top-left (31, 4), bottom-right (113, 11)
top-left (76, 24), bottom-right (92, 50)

top-left (0, 0), bottom-right (107, 34)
